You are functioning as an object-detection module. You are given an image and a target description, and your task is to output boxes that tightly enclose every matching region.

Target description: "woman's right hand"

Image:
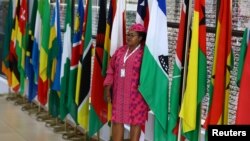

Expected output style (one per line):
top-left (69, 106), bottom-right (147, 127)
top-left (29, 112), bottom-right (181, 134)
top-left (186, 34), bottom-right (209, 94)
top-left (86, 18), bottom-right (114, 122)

top-left (104, 85), bottom-right (111, 103)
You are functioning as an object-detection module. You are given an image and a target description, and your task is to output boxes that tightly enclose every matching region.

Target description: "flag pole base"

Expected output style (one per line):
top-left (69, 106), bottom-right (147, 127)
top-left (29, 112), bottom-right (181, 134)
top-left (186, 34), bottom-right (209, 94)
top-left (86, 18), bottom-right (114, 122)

top-left (14, 95), bottom-right (27, 106)
top-left (35, 107), bottom-right (47, 116)
top-left (6, 93), bottom-right (20, 101)
top-left (53, 125), bottom-right (68, 134)
top-left (45, 117), bottom-right (64, 128)
top-left (45, 117), bottom-right (58, 127)
top-left (5, 88), bottom-right (15, 101)
top-left (36, 113), bottom-right (52, 122)
top-left (62, 125), bottom-right (85, 140)
top-left (62, 131), bottom-right (85, 140)
top-left (21, 101), bottom-right (35, 111)
top-left (27, 103), bottom-right (39, 115)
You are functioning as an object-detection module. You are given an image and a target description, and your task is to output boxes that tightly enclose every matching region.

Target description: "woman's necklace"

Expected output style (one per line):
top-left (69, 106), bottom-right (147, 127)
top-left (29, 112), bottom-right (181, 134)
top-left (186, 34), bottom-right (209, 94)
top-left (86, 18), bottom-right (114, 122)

top-left (120, 45), bottom-right (140, 77)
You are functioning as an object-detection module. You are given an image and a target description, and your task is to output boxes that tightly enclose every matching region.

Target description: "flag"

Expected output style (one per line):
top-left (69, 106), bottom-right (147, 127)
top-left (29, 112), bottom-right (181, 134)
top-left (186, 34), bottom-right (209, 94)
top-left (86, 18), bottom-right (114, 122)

top-left (25, 0), bottom-right (38, 101)
top-left (88, 0), bottom-right (107, 137)
top-left (101, 0), bottom-right (117, 125)
top-left (235, 26), bottom-right (250, 124)
top-left (2, 0), bottom-right (20, 91)
top-left (110, 0), bottom-right (126, 56)
top-left (168, 0), bottom-right (189, 140)
top-left (138, 0), bottom-right (169, 140)
top-left (32, 0), bottom-right (42, 88)
top-left (2, 0), bottom-right (12, 85)
top-left (51, 0), bottom-right (63, 92)
top-left (9, 0), bottom-right (21, 92)
top-left (16, 0), bottom-right (28, 95)
top-left (102, 0), bottom-right (116, 76)
top-left (179, 0), bottom-right (206, 140)
top-left (204, 0), bottom-right (232, 127)
top-left (76, 0), bottom-right (92, 130)
top-left (136, 0), bottom-right (149, 30)
top-left (67, 0), bottom-right (84, 122)
top-left (59, 0), bottom-right (72, 120)
top-left (236, 28), bottom-right (249, 86)
top-left (48, 0), bottom-right (62, 117)
top-left (135, 0), bottom-right (149, 139)
top-left (38, 0), bottom-right (51, 106)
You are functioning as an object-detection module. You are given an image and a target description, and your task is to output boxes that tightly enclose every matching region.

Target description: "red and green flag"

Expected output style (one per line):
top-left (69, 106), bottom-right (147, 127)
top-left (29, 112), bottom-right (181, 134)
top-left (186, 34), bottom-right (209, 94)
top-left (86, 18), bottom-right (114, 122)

top-left (204, 0), bottom-right (232, 127)
top-left (88, 0), bottom-right (107, 137)
top-left (236, 26), bottom-right (250, 124)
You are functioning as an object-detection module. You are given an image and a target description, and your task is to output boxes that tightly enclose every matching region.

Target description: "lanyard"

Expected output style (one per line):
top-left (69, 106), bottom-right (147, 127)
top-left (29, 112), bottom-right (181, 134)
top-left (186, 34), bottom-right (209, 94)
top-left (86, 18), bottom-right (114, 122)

top-left (123, 45), bottom-right (140, 64)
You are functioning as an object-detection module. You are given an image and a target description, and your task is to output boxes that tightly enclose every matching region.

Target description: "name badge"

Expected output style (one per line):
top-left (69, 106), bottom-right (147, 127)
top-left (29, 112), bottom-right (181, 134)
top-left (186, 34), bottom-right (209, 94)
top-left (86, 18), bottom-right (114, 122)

top-left (120, 69), bottom-right (125, 77)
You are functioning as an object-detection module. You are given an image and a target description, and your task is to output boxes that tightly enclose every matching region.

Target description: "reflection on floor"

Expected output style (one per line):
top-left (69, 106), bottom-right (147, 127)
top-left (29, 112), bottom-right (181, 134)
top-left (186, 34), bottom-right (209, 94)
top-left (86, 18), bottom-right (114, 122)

top-left (0, 93), bottom-right (93, 141)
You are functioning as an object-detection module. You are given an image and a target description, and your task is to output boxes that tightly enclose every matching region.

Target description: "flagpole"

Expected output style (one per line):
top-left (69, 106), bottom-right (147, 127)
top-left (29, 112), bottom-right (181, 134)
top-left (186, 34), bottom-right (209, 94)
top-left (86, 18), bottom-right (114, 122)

top-left (177, 0), bottom-right (193, 140)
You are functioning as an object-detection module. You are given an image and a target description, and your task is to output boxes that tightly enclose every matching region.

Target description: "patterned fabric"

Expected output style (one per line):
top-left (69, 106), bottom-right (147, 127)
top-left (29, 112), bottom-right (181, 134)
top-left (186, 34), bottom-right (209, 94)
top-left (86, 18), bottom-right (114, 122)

top-left (104, 45), bottom-right (149, 125)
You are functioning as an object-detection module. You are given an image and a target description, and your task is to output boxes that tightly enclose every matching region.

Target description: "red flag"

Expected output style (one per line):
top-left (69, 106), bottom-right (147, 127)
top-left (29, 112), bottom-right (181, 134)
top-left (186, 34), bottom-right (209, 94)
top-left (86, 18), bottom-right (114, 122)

top-left (236, 40), bottom-right (250, 124)
top-left (88, 0), bottom-right (108, 136)
top-left (204, 0), bottom-right (232, 127)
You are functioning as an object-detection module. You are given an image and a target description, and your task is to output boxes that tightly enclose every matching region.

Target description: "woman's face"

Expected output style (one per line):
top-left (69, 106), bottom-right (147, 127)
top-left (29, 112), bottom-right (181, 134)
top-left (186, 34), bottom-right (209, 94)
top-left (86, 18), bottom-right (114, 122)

top-left (126, 30), bottom-right (142, 48)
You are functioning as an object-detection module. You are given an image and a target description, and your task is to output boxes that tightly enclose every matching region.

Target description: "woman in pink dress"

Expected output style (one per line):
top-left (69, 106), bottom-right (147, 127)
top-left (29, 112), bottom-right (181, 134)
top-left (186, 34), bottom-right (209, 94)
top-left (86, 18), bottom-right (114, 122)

top-left (104, 23), bottom-right (149, 141)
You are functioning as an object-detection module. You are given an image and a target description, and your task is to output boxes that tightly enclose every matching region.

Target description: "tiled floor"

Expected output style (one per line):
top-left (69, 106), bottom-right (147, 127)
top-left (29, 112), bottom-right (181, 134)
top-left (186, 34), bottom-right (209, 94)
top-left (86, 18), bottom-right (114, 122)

top-left (0, 94), bottom-right (69, 141)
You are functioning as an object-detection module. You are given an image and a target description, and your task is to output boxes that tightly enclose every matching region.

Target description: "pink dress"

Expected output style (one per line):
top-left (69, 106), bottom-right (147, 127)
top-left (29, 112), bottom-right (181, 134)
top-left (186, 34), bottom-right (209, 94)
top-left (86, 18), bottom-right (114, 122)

top-left (104, 45), bottom-right (149, 125)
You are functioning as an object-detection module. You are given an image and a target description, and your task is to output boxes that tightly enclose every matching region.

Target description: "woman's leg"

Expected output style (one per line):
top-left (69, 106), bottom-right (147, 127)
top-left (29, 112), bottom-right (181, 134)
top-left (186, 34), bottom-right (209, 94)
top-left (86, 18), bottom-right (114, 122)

top-left (130, 125), bottom-right (141, 141)
top-left (112, 122), bottom-right (124, 141)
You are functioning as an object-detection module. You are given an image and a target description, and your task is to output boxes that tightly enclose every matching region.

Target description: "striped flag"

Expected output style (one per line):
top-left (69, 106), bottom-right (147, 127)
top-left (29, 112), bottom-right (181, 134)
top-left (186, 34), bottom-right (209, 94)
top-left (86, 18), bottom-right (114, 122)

top-left (32, 0), bottom-right (42, 90)
top-left (101, 0), bottom-right (117, 125)
top-left (168, 0), bottom-right (189, 140)
top-left (138, 0), bottom-right (169, 140)
top-left (179, 0), bottom-right (206, 140)
top-left (76, 0), bottom-right (92, 130)
top-left (204, 0), bottom-right (232, 127)
top-left (38, 0), bottom-right (51, 106)
top-left (67, 0), bottom-right (84, 123)
top-left (88, 0), bottom-right (107, 137)
top-left (59, 0), bottom-right (72, 120)
top-left (236, 25), bottom-right (250, 124)
top-left (102, 0), bottom-right (116, 76)
top-left (136, 0), bottom-right (149, 30)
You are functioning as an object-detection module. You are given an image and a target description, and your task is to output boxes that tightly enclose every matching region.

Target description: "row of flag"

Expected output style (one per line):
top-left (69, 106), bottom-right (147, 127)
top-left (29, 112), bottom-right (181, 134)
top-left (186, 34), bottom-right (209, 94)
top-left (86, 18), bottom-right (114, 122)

top-left (1, 0), bottom-right (249, 140)
top-left (1, 0), bottom-right (142, 137)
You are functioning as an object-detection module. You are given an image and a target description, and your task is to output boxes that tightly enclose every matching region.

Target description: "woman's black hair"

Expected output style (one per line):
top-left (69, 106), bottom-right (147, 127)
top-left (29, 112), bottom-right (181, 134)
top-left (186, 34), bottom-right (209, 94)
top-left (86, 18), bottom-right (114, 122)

top-left (137, 31), bottom-right (147, 42)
